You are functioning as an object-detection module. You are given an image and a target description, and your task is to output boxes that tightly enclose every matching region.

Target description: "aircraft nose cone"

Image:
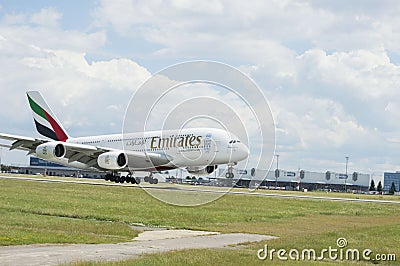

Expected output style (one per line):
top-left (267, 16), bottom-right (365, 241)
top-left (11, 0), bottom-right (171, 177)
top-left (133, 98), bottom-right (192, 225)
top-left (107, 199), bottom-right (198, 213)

top-left (245, 144), bottom-right (250, 157)
top-left (238, 143), bottom-right (250, 161)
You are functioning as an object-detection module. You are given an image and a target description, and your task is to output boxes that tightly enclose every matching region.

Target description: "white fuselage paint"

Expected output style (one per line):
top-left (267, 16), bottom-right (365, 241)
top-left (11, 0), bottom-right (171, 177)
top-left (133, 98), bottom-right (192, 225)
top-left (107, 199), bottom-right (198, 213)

top-left (42, 128), bottom-right (249, 172)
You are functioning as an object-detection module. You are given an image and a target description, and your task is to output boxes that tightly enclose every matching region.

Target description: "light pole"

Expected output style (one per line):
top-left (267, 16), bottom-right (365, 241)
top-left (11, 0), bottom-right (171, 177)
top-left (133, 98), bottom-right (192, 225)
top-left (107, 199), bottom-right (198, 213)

top-left (275, 154), bottom-right (279, 188)
top-left (345, 156), bottom-right (349, 192)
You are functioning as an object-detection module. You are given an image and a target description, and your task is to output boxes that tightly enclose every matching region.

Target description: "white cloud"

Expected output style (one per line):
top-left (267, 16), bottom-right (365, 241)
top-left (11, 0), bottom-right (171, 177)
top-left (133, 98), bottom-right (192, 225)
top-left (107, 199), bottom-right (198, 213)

top-left (246, 46), bottom-right (400, 173)
top-left (2, 1), bottom-right (400, 174)
top-left (91, 0), bottom-right (400, 68)
top-left (18, 49), bottom-right (151, 134)
top-left (21, 49), bottom-right (149, 93)
top-left (0, 17), bottom-right (151, 140)
top-left (2, 13), bottom-right (26, 25)
top-left (30, 7), bottom-right (62, 28)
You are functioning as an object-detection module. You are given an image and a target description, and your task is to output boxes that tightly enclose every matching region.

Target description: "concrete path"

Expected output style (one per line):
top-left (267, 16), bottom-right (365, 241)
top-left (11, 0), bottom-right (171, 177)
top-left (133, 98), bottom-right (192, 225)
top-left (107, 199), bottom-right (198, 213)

top-left (0, 231), bottom-right (275, 266)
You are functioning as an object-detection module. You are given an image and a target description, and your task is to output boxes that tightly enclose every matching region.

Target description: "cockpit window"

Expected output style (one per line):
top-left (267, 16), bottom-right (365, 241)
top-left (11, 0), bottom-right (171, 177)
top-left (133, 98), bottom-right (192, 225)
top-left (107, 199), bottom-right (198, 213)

top-left (229, 140), bottom-right (240, 144)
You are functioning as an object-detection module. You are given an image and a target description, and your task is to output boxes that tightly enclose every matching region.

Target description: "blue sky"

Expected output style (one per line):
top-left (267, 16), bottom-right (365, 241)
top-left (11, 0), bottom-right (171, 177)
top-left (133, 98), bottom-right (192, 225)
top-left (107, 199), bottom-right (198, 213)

top-left (1, 0), bottom-right (400, 180)
top-left (0, 1), bottom-right (93, 28)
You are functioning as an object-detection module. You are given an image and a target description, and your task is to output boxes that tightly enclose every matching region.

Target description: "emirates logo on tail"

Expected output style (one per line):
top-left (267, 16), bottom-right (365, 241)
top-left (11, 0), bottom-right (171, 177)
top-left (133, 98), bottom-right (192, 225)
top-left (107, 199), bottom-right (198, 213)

top-left (27, 91), bottom-right (69, 142)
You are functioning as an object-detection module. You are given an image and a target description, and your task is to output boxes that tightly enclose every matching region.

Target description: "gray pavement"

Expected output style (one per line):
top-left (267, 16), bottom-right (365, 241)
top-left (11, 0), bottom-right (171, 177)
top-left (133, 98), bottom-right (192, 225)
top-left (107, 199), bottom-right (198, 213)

top-left (0, 232), bottom-right (275, 266)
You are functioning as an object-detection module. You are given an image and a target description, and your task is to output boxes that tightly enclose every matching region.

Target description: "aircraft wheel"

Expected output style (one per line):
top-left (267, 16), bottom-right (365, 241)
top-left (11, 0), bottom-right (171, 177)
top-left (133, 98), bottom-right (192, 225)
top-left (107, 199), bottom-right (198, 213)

top-left (226, 173), bottom-right (234, 178)
top-left (153, 178), bottom-right (158, 184)
top-left (144, 176), bottom-right (149, 182)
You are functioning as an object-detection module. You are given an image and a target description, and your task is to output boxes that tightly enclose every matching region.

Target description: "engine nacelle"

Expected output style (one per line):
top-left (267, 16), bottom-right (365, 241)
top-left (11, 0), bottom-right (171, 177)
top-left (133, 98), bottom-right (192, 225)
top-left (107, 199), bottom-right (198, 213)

top-left (35, 142), bottom-right (66, 160)
top-left (187, 165), bottom-right (217, 176)
top-left (97, 152), bottom-right (127, 170)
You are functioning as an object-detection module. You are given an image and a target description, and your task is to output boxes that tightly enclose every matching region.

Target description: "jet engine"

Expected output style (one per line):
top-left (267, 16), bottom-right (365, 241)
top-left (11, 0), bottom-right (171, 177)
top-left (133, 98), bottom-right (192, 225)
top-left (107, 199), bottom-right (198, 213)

top-left (186, 165), bottom-right (217, 175)
top-left (97, 152), bottom-right (128, 170)
top-left (36, 142), bottom-right (66, 160)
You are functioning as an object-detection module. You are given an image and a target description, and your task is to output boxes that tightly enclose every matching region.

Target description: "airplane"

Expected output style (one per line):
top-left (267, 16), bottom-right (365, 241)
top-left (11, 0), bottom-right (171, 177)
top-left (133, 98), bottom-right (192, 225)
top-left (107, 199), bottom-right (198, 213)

top-left (0, 91), bottom-right (249, 184)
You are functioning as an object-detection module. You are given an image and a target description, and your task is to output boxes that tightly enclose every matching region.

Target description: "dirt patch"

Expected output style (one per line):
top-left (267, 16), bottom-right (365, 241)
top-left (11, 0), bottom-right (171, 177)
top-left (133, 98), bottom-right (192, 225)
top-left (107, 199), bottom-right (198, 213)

top-left (133, 229), bottom-right (219, 241)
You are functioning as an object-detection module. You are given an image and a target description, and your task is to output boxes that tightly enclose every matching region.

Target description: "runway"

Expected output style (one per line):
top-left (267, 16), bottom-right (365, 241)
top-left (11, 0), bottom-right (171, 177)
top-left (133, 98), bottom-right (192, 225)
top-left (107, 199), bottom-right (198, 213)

top-left (1, 175), bottom-right (399, 204)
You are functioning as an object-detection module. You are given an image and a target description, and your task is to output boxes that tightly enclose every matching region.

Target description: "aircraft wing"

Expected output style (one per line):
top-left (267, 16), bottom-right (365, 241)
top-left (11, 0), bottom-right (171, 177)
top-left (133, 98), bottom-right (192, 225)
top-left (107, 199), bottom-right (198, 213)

top-left (63, 144), bottom-right (172, 170)
top-left (0, 133), bottom-right (47, 154)
top-left (0, 143), bottom-right (12, 149)
top-left (0, 133), bottom-right (172, 171)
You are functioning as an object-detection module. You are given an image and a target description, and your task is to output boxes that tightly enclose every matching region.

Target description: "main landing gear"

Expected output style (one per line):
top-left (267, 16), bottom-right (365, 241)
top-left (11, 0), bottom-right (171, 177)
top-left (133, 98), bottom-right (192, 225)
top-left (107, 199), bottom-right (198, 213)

top-left (144, 173), bottom-right (158, 184)
top-left (105, 172), bottom-right (141, 184)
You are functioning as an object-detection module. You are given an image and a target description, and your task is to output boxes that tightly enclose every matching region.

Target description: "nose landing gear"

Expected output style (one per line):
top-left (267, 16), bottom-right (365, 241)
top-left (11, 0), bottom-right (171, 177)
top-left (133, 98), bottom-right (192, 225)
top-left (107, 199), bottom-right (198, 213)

top-left (225, 163), bottom-right (236, 178)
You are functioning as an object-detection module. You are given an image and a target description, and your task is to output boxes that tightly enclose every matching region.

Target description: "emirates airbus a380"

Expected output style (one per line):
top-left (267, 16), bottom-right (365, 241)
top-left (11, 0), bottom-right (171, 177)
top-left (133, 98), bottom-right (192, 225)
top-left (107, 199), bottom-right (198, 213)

top-left (0, 91), bottom-right (249, 184)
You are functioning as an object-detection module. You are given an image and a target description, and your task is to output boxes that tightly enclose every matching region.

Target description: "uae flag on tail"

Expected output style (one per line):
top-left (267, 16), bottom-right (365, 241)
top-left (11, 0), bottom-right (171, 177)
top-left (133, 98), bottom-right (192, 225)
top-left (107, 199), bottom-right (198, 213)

top-left (27, 91), bottom-right (69, 142)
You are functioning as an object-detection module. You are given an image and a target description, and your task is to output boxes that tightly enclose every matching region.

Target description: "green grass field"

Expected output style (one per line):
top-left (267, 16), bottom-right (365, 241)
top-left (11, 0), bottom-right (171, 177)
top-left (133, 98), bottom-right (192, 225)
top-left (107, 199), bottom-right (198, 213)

top-left (0, 177), bottom-right (399, 265)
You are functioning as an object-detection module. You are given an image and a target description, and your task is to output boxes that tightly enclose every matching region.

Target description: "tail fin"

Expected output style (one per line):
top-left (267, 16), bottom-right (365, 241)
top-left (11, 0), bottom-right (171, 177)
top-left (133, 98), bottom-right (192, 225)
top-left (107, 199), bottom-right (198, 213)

top-left (27, 91), bottom-right (69, 142)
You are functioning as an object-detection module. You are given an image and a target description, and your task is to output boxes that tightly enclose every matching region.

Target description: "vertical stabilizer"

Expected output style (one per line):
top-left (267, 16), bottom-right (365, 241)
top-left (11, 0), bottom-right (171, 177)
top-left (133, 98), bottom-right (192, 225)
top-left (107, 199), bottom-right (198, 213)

top-left (26, 91), bottom-right (69, 141)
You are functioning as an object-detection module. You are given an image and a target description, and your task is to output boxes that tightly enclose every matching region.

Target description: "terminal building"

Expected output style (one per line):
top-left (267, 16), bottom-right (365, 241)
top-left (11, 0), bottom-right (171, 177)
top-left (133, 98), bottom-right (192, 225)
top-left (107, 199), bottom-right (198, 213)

top-left (383, 172), bottom-right (400, 193)
top-left (216, 168), bottom-right (371, 192)
top-left (15, 157), bottom-right (104, 178)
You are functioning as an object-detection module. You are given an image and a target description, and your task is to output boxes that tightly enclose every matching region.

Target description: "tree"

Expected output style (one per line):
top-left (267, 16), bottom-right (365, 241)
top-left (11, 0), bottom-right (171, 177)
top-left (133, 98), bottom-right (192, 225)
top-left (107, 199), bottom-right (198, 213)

top-left (0, 164), bottom-right (11, 172)
top-left (377, 181), bottom-right (383, 193)
top-left (389, 182), bottom-right (396, 195)
top-left (369, 179), bottom-right (376, 191)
